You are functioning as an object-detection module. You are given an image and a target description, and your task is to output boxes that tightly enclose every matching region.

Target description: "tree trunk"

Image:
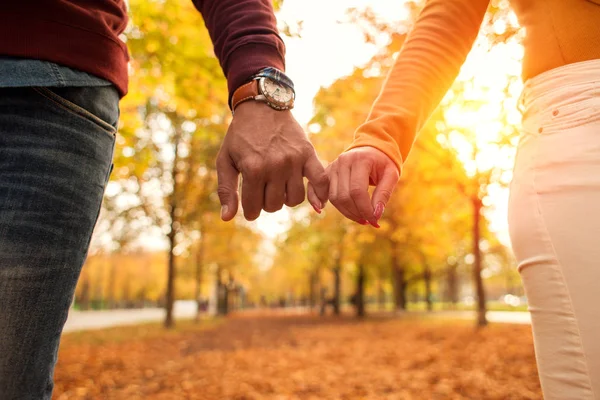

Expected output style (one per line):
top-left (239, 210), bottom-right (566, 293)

top-left (309, 272), bottom-right (316, 311)
top-left (217, 282), bottom-right (224, 314)
top-left (472, 196), bottom-right (488, 327)
top-left (77, 265), bottom-right (91, 310)
top-left (391, 251), bottom-right (406, 311)
top-left (165, 225), bottom-right (177, 328)
top-left (107, 256), bottom-right (117, 310)
top-left (332, 265), bottom-right (341, 315)
top-left (78, 280), bottom-right (90, 311)
top-left (216, 267), bottom-right (229, 316)
top-left (377, 276), bottom-right (385, 311)
top-left (424, 264), bottom-right (433, 312)
top-left (164, 128), bottom-right (182, 329)
top-left (138, 287), bottom-right (147, 308)
top-left (216, 266), bottom-right (223, 315)
top-left (319, 287), bottom-right (327, 316)
top-left (447, 263), bottom-right (459, 309)
top-left (122, 273), bottom-right (131, 308)
top-left (222, 284), bottom-right (229, 315)
top-left (194, 231), bottom-right (205, 322)
top-left (355, 264), bottom-right (366, 318)
top-left (505, 267), bottom-right (515, 295)
top-left (311, 267), bottom-right (322, 314)
top-left (93, 257), bottom-right (106, 310)
top-left (227, 272), bottom-right (235, 312)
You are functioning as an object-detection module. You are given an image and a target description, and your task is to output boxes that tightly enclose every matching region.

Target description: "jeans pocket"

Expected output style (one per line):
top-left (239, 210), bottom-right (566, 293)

top-left (32, 86), bottom-right (119, 137)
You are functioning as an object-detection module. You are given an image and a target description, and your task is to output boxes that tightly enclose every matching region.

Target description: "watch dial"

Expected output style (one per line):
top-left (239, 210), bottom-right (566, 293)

top-left (263, 78), bottom-right (294, 105)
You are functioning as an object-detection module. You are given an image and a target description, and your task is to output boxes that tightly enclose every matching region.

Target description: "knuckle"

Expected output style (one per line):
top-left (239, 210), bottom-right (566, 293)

top-left (217, 187), bottom-right (231, 200)
top-left (313, 172), bottom-right (329, 188)
top-left (339, 152), bottom-right (354, 163)
top-left (269, 155), bottom-right (292, 172)
top-left (216, 153), bottom-right (228, 170)
top-left (242, 159), bottom-right (264, 180)
top-left (329, 190), bottom-right (338, 202)
top-left (301, 142), bottom-right (316, 155)
top-left (283, 152), bottom-right (296, 166)
top-left (338, 194), bottom-right (352, 206)
top-left (379, 189), bottom-right (393, 201)
top-left (349, 187), bottom-right (364, 199)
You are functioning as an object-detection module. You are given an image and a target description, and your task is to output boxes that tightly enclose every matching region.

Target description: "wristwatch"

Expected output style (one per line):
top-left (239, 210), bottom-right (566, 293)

top-left (231, 67), bottom-right (295, 113)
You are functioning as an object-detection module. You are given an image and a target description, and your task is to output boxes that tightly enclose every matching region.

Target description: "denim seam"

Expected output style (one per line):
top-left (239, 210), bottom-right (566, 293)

top-left (47, 80), bottom-right (110, 86)
top-left (531, 137), bottom-right (596, 399)
top-left (48, 62), bottom-right (65, 87)
top-left (31, 88), bottom-right (116, 137)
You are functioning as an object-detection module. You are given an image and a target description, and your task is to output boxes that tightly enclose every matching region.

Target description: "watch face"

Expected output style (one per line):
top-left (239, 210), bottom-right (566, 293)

top-left (261, 77), bottom-right (294, 108)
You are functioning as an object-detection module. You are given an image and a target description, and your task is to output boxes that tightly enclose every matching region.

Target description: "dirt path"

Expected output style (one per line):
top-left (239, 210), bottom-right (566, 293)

top-left (54, 314), bottom-right (542, 400)
top-left (62, 307), bottom-right (531, 333)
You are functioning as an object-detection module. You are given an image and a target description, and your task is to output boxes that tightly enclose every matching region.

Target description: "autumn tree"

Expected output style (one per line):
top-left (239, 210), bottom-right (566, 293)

top-left (343, 0), bottom-right (523, 326)
top-left (111, 0), bottom-right (231, 327)
top-left (266, 1), bottom-right (522, 326)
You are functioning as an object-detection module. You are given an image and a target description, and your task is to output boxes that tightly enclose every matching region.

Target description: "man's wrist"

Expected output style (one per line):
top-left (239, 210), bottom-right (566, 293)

top-left (251, 67), bottom-right (295, 91)
top-left (233, 100), bottom-right (292, 117)
top-left (230, 67), bottom-right (296, 113)
top-left (225, 44), bottom-right (286, 107)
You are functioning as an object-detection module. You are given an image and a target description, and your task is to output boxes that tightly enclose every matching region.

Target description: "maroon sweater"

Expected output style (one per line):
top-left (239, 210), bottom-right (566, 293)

top-left (0, 0), bottom-right (286, 98)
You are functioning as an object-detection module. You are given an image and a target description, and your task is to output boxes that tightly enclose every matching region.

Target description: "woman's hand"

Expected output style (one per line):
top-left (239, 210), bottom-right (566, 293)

top-left (308, 146), bottom-right (399, 227)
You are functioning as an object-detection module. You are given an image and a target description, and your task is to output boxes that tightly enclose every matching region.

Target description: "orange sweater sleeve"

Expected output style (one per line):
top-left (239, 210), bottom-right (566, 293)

top-left (347, 0), bottom-right (490, 172)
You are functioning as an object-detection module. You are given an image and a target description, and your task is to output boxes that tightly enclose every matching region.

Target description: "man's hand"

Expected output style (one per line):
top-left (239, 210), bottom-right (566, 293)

top-left (313, 146), bottom-right (399, 228)
top-left (216, 101), bottom-right (329, 221)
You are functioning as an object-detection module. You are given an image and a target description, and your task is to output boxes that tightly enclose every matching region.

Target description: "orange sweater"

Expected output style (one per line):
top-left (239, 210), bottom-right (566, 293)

top-left (348, 0), bottom-right (600, 172)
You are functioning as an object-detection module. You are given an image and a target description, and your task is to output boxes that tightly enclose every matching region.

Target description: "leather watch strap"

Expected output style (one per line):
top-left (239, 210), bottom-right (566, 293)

top-left (231, 80), bottom-right (259, 111)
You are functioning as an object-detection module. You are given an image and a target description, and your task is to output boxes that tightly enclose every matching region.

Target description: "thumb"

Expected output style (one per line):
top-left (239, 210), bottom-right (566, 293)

top-left (303, 151), bottom-right (329, 206)
top-left (217, 154), bottom-right (240, 221)
top-left (371, 165), bottom-right (399, 220)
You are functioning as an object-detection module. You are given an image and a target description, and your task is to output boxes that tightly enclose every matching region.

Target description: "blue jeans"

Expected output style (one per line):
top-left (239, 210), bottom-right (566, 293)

top-left (0, 86), bottom-right (118, 399)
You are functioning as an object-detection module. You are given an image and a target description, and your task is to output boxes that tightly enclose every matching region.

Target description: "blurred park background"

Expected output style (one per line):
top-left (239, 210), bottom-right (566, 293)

top-left (54, 0), bottom-right (543, 399)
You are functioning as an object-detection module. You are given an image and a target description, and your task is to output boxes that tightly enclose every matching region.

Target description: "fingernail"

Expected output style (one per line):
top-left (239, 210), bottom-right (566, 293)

top-left (311, 202), bottom-right (322, 214)
top-left (374, 202), bottom-right (385, 220)
top-left (358, 219), bottom-right (369, 225)
top-left (221, 205), bottom-right (229, 219)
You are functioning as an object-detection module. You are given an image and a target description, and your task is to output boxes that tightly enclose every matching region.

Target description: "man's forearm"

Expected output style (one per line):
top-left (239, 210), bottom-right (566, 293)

top-left (193, 0), bottom-right (286, 100)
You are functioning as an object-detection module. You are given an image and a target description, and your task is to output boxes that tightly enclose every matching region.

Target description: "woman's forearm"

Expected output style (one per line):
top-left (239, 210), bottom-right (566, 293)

top-left (348, 0), bottom-right (490, 171)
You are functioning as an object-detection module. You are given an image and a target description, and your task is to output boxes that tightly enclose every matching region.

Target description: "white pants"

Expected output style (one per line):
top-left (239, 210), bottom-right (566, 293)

top-left (509, 59), bottom-right (600, 399)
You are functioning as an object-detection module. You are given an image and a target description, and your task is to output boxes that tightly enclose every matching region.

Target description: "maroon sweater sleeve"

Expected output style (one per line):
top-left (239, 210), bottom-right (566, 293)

top-left (192, 0), bottom-right (286, 100)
